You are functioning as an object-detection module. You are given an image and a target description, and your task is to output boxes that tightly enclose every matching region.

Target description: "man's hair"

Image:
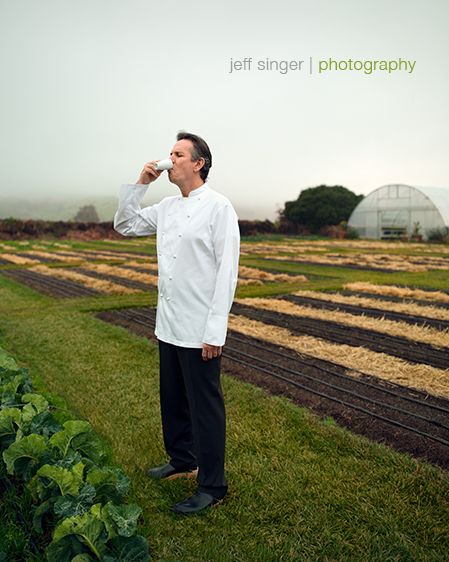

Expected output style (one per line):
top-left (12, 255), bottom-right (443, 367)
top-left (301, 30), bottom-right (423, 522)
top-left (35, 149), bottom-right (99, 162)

top-left (176, 131), bottom-right (212, 182)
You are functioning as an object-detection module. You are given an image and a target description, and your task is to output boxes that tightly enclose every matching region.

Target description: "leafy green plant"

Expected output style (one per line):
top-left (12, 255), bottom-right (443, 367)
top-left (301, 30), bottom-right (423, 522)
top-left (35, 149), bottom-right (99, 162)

top-left (3, 434), bottom-right (50, 481)
top-left (0, 407), bottom-right (21, 449)
top-left (49, 420), bottom-right (108, 465)
top-left (46, 502), bottom-right (147, 561)
top-left (0, 350), bottom-right (150, 561)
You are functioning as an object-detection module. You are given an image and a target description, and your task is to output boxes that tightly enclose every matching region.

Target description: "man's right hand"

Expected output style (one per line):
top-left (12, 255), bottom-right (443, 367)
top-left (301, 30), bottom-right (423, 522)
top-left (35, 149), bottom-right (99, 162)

top-left (136, 161), bottom-right (163, 185)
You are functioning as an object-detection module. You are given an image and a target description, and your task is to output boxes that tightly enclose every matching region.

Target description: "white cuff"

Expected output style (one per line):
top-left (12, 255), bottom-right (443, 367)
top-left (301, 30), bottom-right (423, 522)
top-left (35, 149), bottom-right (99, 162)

top-left (202, 312), bottom-right (229, 346)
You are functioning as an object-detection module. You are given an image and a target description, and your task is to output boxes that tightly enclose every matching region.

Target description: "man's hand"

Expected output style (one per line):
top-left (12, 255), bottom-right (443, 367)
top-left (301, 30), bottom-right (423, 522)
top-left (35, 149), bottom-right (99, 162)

top-left (136, 161), bottom-right (163, 185)
top-left (202, 343), bottom-right (222, 361)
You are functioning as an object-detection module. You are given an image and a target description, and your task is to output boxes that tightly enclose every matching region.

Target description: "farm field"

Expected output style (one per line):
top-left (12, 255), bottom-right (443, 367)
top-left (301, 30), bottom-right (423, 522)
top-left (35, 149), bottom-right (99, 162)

top-left (1, 236), bottom-right (449, 561)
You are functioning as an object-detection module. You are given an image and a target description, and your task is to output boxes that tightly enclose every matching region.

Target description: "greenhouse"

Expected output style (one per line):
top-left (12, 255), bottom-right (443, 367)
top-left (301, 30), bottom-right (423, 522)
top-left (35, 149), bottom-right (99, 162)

top-left (348, 184), bottom-right (449, 240)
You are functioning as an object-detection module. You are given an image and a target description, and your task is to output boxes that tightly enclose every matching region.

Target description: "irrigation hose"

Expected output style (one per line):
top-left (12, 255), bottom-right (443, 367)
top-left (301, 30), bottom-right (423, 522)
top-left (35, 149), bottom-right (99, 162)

top-left (226, 333), bottom-right (449, 415)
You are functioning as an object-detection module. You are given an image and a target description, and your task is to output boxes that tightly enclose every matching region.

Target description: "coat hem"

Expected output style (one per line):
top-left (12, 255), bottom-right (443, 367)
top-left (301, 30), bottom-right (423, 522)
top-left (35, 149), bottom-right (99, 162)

top-left (155, 330), bottom-right (204, 349)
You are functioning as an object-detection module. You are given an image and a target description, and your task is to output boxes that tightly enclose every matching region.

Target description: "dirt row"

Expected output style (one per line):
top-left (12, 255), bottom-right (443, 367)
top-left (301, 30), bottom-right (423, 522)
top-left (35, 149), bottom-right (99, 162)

top-left (341, 290), bottom-right (449, 310)
top-left (77, 248), bottom-right (151, 258)
top-left (76, 268), bottom-right (152, 292)
top-left (95, 306), bottom-right (449, 469)
top-left (13, 252), bottom-right (57, 263)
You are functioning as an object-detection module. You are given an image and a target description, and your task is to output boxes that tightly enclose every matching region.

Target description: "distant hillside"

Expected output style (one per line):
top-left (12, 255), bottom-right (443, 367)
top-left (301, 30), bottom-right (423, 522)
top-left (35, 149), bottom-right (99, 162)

top-left (0, 196), bottom-right (276, 222)
top-left (0, 196), bottom-right (118, 222)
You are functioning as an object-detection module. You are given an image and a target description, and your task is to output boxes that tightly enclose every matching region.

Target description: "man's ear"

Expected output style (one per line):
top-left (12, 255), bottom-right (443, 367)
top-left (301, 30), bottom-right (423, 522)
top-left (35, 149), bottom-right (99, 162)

top-left (194, 158), bottom-right (205, 173)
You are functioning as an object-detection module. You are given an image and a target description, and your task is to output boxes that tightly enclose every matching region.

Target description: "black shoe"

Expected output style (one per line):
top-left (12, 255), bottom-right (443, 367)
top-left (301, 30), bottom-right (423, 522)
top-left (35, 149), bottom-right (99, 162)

top-left (147, 463), bottom-right (198, 481)
top-left (172, 491), bottom-right (224, 515)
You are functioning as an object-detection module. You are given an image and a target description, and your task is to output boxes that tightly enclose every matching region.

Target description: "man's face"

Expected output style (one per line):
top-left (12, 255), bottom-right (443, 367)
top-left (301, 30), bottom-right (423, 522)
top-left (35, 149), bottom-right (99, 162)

top-left (168, 139), bottom-right (203, 185)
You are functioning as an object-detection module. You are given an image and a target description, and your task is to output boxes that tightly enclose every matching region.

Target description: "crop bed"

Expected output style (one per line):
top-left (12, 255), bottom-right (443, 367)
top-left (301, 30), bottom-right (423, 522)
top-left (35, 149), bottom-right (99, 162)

top-left (231, 302), bottom-right (449, 370)
top-left (95, 306), bottom-right (449, 469)
top-left (0, 268), bottom-right (101, 297)
top-left (75, 267), bottom-right (152, 292)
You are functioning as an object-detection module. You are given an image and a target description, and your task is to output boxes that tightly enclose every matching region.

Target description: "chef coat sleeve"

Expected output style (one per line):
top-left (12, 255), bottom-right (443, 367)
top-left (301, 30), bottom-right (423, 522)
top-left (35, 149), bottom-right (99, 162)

top-left (113, 184), bottom-right (159, 237)
top-left (202, 203), bottom-right (240, 346)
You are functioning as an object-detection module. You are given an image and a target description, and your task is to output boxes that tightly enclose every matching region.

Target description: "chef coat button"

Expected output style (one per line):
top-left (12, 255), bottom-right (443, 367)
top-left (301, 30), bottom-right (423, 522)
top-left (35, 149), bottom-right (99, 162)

top-left (173, 255), bottom-right (176, 259)
top-left (166, 296), bottom-right (170, 301)
top-left (178, 233), bottom-right (182, 237)
top-left (169, 276), bottom-right (172, 280)
top-left (187, 214), bottom-right (191, 218)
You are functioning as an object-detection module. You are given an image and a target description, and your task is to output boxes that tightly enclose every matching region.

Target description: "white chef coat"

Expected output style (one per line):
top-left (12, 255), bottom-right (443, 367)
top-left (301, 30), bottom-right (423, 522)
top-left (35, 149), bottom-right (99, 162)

top-left (113, 182), bottom-right (240, 348)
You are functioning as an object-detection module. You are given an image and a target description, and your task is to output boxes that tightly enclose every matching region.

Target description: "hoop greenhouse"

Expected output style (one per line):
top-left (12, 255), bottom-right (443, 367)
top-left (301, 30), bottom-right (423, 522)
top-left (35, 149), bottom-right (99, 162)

top-left (348, 184), bottom-right (449, 240)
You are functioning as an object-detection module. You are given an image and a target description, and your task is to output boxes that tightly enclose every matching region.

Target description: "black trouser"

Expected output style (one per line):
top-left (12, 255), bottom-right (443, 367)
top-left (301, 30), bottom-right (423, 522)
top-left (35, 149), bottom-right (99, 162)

top-left (158, 339), bottom-right (228, 499)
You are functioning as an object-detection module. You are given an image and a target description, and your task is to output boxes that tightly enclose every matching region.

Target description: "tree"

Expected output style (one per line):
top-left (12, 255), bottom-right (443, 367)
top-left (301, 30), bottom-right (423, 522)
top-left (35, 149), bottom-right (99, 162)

top-left (282, 185), bottom-right (363, 233)
top-left (73, 205), bottom-right (100, 223)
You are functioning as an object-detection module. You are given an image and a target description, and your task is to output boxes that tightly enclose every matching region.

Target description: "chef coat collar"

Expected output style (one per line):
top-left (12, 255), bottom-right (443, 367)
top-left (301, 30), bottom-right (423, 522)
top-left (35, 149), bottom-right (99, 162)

top-left (179, 182), bottom-right (209, 199)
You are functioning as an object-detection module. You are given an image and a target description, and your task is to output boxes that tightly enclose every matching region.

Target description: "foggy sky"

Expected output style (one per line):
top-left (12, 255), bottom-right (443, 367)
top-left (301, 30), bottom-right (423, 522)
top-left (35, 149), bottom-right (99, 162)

top-left (0, 0), bottom-right (448, 220)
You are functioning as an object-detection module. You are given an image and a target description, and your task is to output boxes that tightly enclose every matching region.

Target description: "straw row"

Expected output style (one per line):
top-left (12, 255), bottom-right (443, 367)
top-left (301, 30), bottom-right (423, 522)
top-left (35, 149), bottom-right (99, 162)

top-left (84, 263), bottom-right (159, 286)
top-left (344, 282), bottom-right (449, 304)
top-left (23, 251), bottom-right (81, 263)
top-left (241, 239), bottom-right (449, 253)
top-left (273, 253), bottom-right (449, 272)
top-left (32, 265), bottom-right (141, 295)
top-left (0, 253), bottom-right (36, 265)
top-left (238, 265), bottom-right (308, 283)
top-left (292, 290), bottom-right (449, 321)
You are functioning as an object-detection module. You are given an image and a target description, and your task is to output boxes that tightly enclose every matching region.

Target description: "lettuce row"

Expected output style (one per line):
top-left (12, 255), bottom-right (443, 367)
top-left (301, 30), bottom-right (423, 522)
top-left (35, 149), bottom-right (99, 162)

top-left (0, 352), bottom-right (150, 562)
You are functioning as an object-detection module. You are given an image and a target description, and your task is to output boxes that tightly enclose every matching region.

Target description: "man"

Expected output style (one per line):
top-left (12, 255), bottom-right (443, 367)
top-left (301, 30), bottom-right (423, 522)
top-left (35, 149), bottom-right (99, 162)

top-left (113, 132), bottom-right (240, 514)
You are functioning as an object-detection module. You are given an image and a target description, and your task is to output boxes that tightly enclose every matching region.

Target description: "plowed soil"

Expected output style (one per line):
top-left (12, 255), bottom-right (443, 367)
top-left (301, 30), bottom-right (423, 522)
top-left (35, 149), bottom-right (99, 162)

top-left (95, 306), bottom-right (449, 469)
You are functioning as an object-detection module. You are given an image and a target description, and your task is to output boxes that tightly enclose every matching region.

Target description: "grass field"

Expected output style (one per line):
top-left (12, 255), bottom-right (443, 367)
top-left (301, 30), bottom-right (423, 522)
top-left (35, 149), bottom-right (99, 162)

top-left (1, 236), bottom-right (449, 561)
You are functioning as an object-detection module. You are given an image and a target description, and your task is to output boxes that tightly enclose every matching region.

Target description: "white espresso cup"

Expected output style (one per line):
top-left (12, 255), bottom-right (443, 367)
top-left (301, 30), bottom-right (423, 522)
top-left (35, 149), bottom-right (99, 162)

top-left (155, 159), bottom-right (173, 171)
